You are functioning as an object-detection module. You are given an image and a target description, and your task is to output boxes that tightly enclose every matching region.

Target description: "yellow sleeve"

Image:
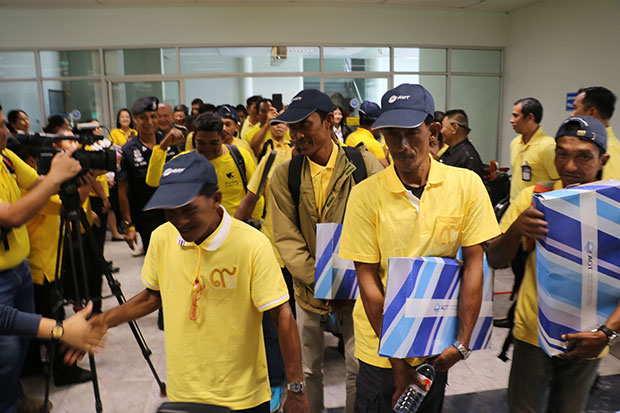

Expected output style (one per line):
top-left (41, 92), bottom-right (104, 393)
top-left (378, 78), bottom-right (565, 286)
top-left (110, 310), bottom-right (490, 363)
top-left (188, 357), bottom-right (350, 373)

top-left (141, 226), bottom-right (162, 291)
top-left (541, 140), bottom-right (559, 180)
top-left (39, 194), bottom-right (61, 216)
top-left (250, 236), bottom-right (289, 311)
top-left (499, 185), bottom-right (535, 233)
top-left (245, 124), bottom-right (260, 145)
top-left (240, 148), bottom-right (265, 220)
top-left (460, 172), bottom-right (502, 246)
top-left (247, 153), bottom-right (268, 195)
top-left (145, 145), bottom-right (168, 187)
top-left (339, 183), bottom-right (381, 263)
top-left (365, 138), bottom-right (386, 161)
top-left (185, 132), bottom-right (194, 151)
top-left (6, 149), bottom-right (39, 190)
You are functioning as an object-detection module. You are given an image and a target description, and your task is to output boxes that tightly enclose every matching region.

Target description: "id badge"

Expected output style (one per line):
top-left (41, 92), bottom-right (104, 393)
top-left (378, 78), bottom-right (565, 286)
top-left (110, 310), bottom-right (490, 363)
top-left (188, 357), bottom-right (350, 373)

top-left (521, 162), bottom-right (532, 182)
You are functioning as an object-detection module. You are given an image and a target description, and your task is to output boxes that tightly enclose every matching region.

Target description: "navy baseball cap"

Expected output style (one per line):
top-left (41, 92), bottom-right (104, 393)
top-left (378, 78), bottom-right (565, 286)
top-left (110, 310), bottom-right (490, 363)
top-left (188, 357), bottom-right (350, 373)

top-left (372, 84), bottom-right (435, 130)
top-left (217, 105), bottom-right (240, 123)
top-left (271, 89), bottom-right (333, 125)
top-left (359, 101), bottom-right (381, 121)
top-left (555, 115), bottom-right (607, 152)
top-left (131, 96), bottom-right (159, 115)
top-left (144, 152), bottom-right (218, 211)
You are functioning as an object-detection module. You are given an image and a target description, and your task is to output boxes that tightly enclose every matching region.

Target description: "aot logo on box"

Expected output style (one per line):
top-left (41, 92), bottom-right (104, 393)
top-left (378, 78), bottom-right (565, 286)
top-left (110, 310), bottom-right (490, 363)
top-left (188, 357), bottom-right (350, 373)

top-left (584, 240), bottom-right (596, 270)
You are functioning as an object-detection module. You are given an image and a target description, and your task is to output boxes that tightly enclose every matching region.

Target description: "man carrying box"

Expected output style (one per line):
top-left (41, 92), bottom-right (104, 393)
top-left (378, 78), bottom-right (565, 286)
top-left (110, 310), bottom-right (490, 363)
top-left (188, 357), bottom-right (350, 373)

top-left (338, 84), bottom-right (500, 412)
top-left (487, 115), bottom-right (619, 413)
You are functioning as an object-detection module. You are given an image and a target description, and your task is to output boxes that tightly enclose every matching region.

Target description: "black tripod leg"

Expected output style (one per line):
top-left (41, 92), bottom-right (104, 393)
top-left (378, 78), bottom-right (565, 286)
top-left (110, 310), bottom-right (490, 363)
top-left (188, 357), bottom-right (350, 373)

top-left (77, 209), bottom-right (166, 396)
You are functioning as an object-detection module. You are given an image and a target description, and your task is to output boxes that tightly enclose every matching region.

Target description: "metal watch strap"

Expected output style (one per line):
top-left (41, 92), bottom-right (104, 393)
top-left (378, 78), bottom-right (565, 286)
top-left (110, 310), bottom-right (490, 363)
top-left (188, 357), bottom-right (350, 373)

top-left (287, 381), bottom-right (305, 393)
top-left (452, 340), bottom-right (471, 360)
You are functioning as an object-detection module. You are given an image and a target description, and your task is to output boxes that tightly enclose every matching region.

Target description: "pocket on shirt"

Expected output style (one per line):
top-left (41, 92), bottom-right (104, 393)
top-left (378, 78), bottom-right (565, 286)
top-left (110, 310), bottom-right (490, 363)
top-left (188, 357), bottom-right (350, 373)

top-left (435, 215), bottom-right (464, 249)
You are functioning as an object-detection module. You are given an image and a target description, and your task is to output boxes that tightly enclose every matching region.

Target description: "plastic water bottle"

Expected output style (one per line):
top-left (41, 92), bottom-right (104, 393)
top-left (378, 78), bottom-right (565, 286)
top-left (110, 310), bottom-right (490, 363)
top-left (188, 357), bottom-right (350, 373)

top-left (393, 363), bottom-right (436, 413)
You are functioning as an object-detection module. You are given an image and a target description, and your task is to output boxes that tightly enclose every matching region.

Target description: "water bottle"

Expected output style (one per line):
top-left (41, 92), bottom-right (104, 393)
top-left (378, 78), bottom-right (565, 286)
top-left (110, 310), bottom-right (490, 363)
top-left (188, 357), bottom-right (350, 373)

top-left (393, 363), bottom-right (436, 413)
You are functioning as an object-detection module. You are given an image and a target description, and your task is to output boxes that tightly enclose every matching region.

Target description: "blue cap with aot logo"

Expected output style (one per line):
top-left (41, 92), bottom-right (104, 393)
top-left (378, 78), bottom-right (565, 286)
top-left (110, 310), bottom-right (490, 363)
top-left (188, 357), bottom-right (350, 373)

top-left (143, 152), bottom-right (218, 211)
top-left (372, 84), bottom-right (435, 130)
top-left (271, 89), bottom-right (334, 125)
top-left (555, 115), bottom-right (608, 152)
top-left (217, 104), bottom-right (240, 123)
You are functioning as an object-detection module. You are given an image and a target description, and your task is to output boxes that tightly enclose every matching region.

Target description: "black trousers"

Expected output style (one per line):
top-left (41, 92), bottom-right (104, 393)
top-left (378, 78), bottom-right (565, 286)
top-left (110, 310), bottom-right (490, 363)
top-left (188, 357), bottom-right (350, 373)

top-left (233, 401), bottom-right (269, 413)
top-left (355, 360), bottom-right (447, 413)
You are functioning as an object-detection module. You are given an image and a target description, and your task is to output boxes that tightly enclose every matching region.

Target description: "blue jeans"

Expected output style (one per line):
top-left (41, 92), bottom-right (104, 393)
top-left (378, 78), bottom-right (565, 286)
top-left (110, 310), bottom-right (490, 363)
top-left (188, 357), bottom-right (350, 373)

top-left (508, 339), bottom-right (599, 413)
top-left (0, 260), bottom-right (35, 413)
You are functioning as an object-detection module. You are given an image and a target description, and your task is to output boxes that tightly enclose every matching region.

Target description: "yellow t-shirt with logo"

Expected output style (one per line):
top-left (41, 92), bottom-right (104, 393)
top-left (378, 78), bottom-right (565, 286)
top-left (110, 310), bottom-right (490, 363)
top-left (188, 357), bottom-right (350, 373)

top-left (24, 194), bottom-right (61, 285)
top-left (307, 141), bottom-right (338, 215)
top-left (0, 149), bottom-right (39, 271)
top-left (345, 128), bottom-right (386, 161)
top-left (146, 146), bottom-right (264, 220)
top-left (339, 158), bottom-right (501, 368)
top-left (247, 143), bottom-right (294, 267)
top-left (141, 208), bottom-right (289, 409)
top-left (602, 127), bottom-right (620, 180)
top-left (509, 127), bottom-right (559, 201)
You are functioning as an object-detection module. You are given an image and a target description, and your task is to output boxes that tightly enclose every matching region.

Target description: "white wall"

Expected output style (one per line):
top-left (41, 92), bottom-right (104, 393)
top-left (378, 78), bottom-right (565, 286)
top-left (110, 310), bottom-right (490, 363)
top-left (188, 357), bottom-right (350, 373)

top-left (0, 5), bottom-right (507, 49)
top-left (500, 0), bottom-right (620, 165)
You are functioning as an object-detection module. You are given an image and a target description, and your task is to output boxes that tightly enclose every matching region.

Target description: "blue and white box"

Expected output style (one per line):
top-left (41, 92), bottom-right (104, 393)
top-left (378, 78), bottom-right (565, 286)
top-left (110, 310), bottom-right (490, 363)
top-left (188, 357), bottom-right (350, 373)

top-left (314, 223), bottom-right (359, 300)
top-left (534, 180), bottom-right (620, 356)
top-left (379, 257), bottom-right (493, 358)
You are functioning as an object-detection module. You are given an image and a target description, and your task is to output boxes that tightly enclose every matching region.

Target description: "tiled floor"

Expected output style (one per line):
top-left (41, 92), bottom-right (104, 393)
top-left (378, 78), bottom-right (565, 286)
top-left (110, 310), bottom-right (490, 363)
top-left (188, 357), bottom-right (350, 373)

top-left (21, 238), bottom-right (620, 412)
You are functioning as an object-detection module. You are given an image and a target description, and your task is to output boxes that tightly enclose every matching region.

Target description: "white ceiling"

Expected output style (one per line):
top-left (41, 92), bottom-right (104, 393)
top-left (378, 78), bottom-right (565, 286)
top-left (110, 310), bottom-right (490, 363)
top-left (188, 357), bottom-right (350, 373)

top-left (0, 0), bottom-right (543, 13)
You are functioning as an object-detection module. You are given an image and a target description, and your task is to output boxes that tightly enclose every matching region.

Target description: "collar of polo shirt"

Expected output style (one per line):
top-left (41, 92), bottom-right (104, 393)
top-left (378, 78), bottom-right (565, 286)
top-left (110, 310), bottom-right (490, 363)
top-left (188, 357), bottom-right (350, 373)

top-left (176, 206), bottom-right (232, 251)
top-left (384, 154), bottom-right (445, 193)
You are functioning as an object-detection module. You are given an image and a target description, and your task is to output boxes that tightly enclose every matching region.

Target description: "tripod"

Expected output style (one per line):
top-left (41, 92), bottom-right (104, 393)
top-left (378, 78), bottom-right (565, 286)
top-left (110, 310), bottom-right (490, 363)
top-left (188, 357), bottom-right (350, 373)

top-left (43, 179), bottom-right (165, 412)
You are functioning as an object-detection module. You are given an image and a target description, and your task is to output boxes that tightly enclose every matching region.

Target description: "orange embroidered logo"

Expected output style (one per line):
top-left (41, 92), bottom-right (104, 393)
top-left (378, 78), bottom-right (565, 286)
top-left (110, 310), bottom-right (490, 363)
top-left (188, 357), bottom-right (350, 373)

top-left (209, 267), bottom-right (238, 289)
top-left (439, 225), bottom-right (460, 245)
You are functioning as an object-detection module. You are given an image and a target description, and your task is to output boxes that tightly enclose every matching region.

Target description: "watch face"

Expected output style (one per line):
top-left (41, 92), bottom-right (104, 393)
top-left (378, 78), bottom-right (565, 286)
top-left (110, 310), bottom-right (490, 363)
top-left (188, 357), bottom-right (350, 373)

top-left (51, 325), bottom-right (64, 340)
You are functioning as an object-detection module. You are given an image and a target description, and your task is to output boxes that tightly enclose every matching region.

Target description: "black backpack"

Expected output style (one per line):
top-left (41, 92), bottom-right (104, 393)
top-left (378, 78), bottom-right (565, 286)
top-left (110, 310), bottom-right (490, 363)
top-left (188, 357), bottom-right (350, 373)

top-left (225, 144), bottom-right (247, 191)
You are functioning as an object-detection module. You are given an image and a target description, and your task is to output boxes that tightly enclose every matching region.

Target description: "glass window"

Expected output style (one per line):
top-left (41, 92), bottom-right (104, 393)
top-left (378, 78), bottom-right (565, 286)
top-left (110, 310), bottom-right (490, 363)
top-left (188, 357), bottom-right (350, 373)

top-left (40, 50), bottom-right (100, 78)
top-left (0, 52), bottom-right (36, 79)
top-left (323, 78), bottom-right (388, 115)
top-left (105, 48), bottom-right (176, 76)
top-left (42, 80), bottom-right (104, 124)
top-left (0, 81), bottom-right (42, 131)
top-left (394, 48), bottom-right (446, 72)
top-left (450, 75), bottom-right (501, 163)
top-left (324, 47), bottom-right (389, 72)
top-left (111, 81), bottom-right (179, 119)
top-left (393, 75), bottom-right (446, 111)
top-left (180, 47), bottom-right (319, 74)
top-left (451, 49), bottom-right (502, 73)
top-left (185, 77), bottom-right (317, 108)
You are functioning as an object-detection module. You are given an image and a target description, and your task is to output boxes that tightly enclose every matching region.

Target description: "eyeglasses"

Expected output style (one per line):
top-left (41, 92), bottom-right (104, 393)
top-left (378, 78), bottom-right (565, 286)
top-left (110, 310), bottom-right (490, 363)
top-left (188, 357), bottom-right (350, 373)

top-left (189, 279), bottom-right (203, 321)
top-left (451, 122), bottom-right (471, 132)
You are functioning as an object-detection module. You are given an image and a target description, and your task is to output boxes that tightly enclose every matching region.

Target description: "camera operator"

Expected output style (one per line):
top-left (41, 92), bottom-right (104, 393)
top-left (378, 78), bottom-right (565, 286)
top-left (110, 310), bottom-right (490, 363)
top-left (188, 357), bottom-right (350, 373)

top-left (0, 105), bottom-right (81, 413)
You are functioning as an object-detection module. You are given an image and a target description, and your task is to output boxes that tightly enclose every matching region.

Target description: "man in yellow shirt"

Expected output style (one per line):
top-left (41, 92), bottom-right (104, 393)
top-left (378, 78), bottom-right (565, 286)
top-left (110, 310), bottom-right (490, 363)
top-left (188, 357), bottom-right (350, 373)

top-left (0, 105), bottom-right (82, 413)
top-left (509, 97), bottom-right (559, 202)
top-left (488, 115), bottom-right (618, 413)
top-left (338, 84), bottom-right (500, 412)
top-left (147, 113), bottom-right (264, 220)
top-left (345, 101), bottom-right (390, 168)
top-left (239, 95), bottom-right (262, 142)
top-left (91, 153), bottom-right (309, 412)
top-left (571, 86), bottom-right (619, 180)
top-left (270, 89), bottom-right (383, 413)
top-left (246, 98), bottom-right (292, 159)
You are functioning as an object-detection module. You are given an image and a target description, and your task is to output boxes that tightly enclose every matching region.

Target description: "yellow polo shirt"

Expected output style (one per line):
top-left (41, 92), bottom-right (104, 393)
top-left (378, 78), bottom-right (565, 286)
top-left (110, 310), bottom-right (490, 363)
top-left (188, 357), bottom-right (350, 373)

top-left (146, 146), bottom-right (264, 220)
top-left (24, 195), bottom-right (61, 285)
top-left (339, 158), bottom-right (500, 368)
top-left (239, 119), bottom-right (258, 141)
top-left (0, 149), bottom-right (39, 271)
top-left (509, 127), bottom-right (559, 201)
top-left (345, 128), bottom-right (386, 161)
top-left (142, 207), bottom-right (289, 409)
top-left (308, 141), bottom-right (338, 215)
top-left (602, 127), bottom-right (620, 180)
top-left (108, 128), bottom-right (137, 147)
top-left (247, 143), bottom-right (294, 267)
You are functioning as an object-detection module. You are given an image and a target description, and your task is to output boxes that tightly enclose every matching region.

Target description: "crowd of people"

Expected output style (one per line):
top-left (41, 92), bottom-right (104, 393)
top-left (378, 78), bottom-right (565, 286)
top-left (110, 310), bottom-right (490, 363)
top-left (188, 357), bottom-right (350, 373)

top-left (0, 83), bottom-right (618, 413)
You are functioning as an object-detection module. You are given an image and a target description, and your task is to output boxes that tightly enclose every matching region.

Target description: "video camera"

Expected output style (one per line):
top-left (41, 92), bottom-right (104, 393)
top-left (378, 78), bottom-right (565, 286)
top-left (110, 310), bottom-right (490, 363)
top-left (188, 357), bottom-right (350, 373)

top-left (10, 131), bottom-right (117, 175)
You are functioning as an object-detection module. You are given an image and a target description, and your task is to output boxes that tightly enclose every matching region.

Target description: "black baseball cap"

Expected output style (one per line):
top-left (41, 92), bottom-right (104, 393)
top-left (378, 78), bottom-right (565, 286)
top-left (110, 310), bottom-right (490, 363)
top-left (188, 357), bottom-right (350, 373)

top-left (131, 96), bottom-right (159, 115)
top-left (217, 105), bottom-right (240, 123)
top-left (555, 115), bottom-right (607, 152)
top-left (271, 89), bottom-right (333, 125)
top-left (372, 84), bottom-right (435, 130)
top-left (144, 152), bottom-right (218, 211)
top-left (359, 101), bottom-right (381, 121)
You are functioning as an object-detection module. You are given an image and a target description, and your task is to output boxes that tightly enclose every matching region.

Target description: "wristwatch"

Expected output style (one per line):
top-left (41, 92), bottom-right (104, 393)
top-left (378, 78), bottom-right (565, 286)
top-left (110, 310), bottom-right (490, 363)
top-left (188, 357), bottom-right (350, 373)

top-left (121, 220), bottom-right (134, 231)
top-left (452, 340), bottom-right (472, 360)
top-left (597, 325), bottom-right (620, 346)
top-left (51, 320), bottom-right (64, 341)
top-left (287, 381), bottom-right (306, 393)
